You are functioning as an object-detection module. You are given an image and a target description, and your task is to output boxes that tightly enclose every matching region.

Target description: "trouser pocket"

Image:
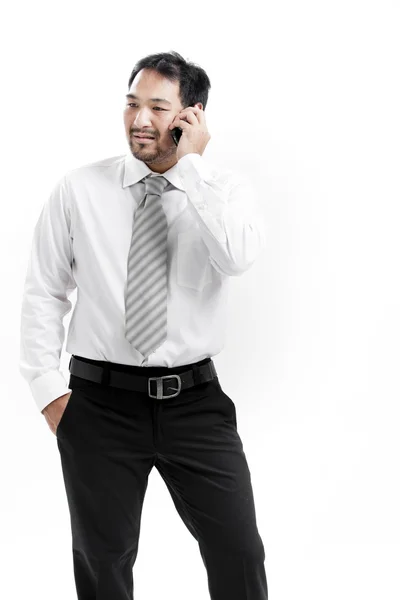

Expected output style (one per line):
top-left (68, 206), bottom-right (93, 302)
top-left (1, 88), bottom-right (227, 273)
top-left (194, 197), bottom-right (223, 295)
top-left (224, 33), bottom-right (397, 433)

top-left (56, 389), bottom-right (77, 436)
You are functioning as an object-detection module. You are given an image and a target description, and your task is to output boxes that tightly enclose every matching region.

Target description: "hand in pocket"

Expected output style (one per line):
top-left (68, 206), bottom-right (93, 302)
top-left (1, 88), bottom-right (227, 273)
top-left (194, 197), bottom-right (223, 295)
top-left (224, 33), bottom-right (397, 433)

top-left (42, 392), bottom-right (72, 435)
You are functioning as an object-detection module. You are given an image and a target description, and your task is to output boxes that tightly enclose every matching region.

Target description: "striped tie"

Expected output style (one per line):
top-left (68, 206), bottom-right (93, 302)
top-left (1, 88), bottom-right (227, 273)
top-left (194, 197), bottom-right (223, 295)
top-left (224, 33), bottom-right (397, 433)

top-left (124, 174), bottom-right (169, 359)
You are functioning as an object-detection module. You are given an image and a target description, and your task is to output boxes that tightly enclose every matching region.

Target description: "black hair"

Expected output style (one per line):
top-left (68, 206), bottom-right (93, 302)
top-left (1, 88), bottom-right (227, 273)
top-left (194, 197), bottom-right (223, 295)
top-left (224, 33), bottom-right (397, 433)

top-left (127, 51), bottom-right (211, 111)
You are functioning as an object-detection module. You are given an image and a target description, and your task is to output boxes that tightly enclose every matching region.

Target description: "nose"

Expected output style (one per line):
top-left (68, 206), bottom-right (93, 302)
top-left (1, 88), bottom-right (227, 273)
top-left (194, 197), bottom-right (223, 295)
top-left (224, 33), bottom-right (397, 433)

top-left (133, 108), bottom-right (153, 128)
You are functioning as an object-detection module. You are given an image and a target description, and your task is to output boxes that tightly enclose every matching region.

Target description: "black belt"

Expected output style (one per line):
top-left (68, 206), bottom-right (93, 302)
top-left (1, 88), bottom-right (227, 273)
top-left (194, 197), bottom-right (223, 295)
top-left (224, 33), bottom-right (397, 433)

top-left (69, 355), bottom-right (218, 400)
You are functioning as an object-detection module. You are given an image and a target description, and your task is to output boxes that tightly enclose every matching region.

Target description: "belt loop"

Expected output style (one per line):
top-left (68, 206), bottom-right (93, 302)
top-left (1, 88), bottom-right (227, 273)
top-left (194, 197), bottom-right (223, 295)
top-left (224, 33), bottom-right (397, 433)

top-left (101, 363), bottom-right (110, 387)
top-left (191, 365), bottom-right (201, 386)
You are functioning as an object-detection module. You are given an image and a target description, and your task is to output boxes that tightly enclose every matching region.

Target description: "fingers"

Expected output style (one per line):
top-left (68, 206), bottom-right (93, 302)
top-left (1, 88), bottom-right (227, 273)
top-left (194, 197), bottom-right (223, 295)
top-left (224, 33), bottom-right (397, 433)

top-left (171, 106), bottom-right (203, 129)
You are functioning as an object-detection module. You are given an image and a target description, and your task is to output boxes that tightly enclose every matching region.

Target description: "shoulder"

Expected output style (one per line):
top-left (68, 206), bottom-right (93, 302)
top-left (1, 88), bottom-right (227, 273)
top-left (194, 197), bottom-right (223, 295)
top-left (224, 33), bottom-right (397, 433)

top-left (64, 153), bottom-right (126, 187)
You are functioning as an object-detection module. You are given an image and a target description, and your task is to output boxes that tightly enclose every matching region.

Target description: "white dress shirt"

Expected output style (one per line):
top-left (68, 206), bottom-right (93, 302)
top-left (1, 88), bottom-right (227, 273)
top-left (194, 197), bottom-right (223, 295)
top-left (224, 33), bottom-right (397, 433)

top-left (19, 151), bottom-right (266, 413)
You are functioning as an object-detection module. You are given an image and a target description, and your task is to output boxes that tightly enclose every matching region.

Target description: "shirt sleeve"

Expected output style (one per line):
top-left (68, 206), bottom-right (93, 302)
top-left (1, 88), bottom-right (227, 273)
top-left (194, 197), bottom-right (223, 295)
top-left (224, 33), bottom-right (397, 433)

top-left (176, 153), bottom-right (267, 276)
top-left (19, 174), bottom-right (76, 414)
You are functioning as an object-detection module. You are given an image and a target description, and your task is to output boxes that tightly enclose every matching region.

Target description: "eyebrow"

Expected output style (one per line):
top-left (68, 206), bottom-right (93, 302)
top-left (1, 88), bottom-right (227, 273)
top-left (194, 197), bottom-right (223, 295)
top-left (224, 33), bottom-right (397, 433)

top-left (125, 93), bottom-right (172, 105)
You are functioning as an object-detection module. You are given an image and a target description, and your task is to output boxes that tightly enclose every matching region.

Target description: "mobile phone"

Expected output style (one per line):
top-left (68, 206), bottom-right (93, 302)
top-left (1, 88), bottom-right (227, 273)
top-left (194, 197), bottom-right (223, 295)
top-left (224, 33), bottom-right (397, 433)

top-left (170, 104), bottom-right (196, 146)
top-left (171, 126), bottom-right (182, 146)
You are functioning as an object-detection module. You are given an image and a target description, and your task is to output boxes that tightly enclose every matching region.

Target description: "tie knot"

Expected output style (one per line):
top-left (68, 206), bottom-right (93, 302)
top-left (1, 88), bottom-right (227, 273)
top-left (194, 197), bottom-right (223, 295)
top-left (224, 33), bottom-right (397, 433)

top-left (144, 175), bottom-right (169, 197)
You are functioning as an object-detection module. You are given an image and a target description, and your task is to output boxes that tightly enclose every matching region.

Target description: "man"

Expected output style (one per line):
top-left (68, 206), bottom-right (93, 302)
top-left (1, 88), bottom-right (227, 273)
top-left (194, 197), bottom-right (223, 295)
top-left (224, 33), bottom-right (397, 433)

top-left (19, 51), bottom-right (268, 599)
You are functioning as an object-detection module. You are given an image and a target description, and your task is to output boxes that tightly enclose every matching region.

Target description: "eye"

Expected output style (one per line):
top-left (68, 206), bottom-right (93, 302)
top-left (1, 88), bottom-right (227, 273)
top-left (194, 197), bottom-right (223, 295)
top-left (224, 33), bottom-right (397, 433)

top-left (127, 103), bottom-right (165, 111)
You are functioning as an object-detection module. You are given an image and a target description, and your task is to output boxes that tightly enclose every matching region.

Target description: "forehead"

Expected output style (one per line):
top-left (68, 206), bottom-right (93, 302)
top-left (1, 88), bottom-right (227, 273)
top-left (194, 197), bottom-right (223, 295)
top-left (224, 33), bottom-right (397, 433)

top-left (127, 69), bottom-right (179, 103)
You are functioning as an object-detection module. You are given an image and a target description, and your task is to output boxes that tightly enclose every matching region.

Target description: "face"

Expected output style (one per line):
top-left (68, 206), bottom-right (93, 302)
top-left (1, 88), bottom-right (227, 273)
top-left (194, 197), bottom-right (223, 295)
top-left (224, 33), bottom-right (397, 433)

top-left (123, 68), bottom-right (202, 174)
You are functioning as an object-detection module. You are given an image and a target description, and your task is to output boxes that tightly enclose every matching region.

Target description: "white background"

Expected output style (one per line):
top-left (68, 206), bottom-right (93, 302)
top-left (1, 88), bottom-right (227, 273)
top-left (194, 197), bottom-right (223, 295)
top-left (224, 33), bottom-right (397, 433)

top-left (3, 1), bottom-right (400, 599)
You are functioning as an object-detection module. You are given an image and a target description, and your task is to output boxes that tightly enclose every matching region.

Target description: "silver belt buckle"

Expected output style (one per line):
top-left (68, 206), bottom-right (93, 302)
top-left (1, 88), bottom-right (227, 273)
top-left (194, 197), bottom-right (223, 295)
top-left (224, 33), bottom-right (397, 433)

top-left (148, 374), bottom-right (182, 399)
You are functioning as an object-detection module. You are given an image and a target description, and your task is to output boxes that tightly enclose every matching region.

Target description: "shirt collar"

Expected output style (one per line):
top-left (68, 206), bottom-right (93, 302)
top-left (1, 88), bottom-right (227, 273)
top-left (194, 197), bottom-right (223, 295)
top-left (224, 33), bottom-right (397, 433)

top-left (121, 150), bottom-right (185, 191)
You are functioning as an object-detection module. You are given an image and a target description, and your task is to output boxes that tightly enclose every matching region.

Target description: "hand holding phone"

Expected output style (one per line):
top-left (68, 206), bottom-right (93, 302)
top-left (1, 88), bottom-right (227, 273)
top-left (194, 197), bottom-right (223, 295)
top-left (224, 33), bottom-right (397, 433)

top-left (169, 104), bottom-right (211, 159)
top-left (170, 104), bottom-right (196, 145)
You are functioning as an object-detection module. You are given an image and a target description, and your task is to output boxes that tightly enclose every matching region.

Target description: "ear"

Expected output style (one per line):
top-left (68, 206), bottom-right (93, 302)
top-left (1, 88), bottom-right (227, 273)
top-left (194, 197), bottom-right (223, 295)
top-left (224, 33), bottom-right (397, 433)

top-left (195, 102), bottom-right (203, 110)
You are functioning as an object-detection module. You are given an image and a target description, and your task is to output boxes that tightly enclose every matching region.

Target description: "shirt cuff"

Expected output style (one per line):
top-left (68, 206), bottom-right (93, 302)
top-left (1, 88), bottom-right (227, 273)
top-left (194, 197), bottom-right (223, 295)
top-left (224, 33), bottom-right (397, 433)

top-left (177, 153), bottom-right (220, 193)
top-left (29, 369), bottom-right (72, 413)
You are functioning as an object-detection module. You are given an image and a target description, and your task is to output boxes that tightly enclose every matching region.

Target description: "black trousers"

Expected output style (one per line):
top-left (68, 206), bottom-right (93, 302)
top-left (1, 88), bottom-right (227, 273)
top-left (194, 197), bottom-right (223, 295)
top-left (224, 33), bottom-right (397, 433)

top-left (56, 355), bottom-right (268, 600)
